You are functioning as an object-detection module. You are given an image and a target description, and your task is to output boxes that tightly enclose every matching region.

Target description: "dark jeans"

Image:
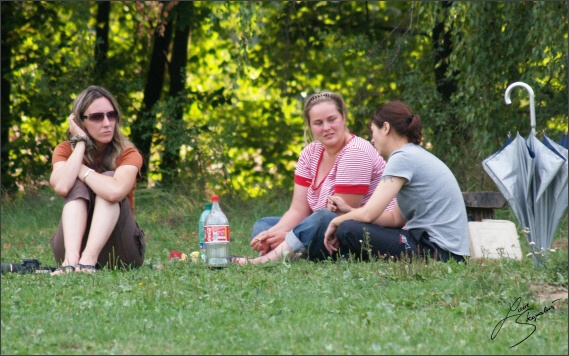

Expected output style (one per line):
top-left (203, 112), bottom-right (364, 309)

top-left (335, 220), bottom-right (465, 263)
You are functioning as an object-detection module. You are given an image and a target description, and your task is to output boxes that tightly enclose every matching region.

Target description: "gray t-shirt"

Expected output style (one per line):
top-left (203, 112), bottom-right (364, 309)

top-left (383, 143), bottom-right (470, 256)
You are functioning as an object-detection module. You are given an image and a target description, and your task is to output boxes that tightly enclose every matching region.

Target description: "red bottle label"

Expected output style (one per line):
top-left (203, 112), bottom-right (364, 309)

top-left (204, 225), bottom-right (230, 242)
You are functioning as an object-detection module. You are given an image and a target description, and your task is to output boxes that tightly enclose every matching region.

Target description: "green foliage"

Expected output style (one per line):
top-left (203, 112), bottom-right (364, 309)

top-left (398, 1), bottom-right (568, 190)
top-left (2, 1), bottom-right (567, 197)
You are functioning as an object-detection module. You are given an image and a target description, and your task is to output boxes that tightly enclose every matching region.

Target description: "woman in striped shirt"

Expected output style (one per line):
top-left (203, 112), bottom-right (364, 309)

top-left (232, 90), bottom-right (391, 265)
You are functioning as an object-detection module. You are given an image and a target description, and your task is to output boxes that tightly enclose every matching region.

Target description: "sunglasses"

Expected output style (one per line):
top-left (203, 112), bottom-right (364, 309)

top-left (83, 110), bottom-right (118, 122)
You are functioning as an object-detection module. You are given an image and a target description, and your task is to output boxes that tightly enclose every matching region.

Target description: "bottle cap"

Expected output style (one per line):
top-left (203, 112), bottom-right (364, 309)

top-left (205, 203), bottom-right (212, 209)
top-left (212, 195), bottom-right (220, 202)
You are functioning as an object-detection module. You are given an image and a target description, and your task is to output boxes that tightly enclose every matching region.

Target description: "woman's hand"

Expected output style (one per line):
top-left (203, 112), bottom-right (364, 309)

top-left (250, 233), bottom-right (271, 255)
top-left (251, 230), bottom-right (285, 253)
top-left (324, 219), bottom-right (340, 254)
top-left (327, 195), bottom-right (352, 215)
top-left (68, 114), bottom-right (87, 137)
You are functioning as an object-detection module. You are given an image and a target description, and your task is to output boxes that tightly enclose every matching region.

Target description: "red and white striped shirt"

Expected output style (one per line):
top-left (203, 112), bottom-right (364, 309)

top-left (294, 135), bottom-right (392, 212)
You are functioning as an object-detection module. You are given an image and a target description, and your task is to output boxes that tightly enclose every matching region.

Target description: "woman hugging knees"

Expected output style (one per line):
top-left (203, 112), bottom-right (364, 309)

top-left (49, 86), bottom-right (146, 274)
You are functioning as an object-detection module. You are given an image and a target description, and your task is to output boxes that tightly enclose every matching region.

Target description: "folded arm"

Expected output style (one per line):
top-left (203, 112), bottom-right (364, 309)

top-left (51, 159), bottom-right (138, 203)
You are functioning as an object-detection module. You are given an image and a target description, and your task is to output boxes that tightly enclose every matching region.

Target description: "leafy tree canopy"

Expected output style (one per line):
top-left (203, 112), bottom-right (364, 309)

top-left (2, 1), bottom-right (567, 197)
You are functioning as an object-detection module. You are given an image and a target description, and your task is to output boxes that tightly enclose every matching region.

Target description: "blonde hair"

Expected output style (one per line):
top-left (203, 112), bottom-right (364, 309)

top-left (68, 86), bottom-right (135, 172)
top-left (302, 90), bottom-right (349, 143)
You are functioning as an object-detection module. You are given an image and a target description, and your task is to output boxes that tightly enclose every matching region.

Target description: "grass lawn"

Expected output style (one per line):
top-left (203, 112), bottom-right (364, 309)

top-left (1, 186), bottom-right (567, 355)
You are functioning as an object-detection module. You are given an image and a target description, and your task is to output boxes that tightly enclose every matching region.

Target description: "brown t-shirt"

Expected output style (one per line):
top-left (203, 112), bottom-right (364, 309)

top-left (51, 142), bottom-right (143, 214)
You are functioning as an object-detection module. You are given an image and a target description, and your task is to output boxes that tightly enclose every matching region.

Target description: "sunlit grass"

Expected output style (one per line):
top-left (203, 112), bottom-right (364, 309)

top-left (1, 186), bottom-right (567, 354)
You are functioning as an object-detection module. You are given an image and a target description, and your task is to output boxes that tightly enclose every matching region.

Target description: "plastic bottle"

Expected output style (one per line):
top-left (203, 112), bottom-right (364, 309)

top-left (204, 195), bottom-right (230, 268)
top-left (198, 203), bottom-right (212, 262)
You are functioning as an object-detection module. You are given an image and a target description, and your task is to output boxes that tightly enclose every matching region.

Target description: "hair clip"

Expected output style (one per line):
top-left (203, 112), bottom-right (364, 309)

top-left (306, 91), bottom-right (336, 105)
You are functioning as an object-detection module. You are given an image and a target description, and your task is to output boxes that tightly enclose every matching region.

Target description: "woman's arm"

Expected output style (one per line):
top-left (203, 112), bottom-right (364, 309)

top-left (52, 160), bottom-right (138, 203)
top-left (253, 183), bottom-right (312, 250)
top-left (328, 194), bottom-right (405, 227)
top-left (271, 183), bottom-right (312, 232)
top-left (50, 114), bottom-right (90, 196)
top-left (50, 143), bottom-right (86, 197)
top-left (374, 199), bottom-right (406, 228)
top-left (332, 192), bottom-right (364, 211)
top-left (324, 176), bottom-right (406, 252)
top-left (77, 164), bottom-right (139, 203)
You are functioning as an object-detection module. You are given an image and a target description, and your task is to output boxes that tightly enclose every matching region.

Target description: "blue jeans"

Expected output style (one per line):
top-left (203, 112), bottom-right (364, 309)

top-left (251, 209), bottom-right (336, 261)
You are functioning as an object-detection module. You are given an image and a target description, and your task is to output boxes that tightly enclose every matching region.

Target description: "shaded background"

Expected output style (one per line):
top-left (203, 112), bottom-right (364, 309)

top-left (2, 1), bottom-right (567, 198)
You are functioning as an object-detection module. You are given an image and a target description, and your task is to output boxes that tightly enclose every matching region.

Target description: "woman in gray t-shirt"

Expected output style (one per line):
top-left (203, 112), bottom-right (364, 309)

top-left (324, 101), bottom-right (470, 262)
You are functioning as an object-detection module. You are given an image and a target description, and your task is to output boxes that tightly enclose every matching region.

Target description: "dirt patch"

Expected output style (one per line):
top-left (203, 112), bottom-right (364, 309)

top-left (527, 238), bottom-right (567, 305)
top-left (529, 283), bottom-right (568, 305)
top-left (552, 238), bottom-right (568, 250)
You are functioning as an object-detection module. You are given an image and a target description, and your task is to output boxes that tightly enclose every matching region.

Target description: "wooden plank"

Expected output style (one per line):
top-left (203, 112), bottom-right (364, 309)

top-left (462, 191), bottom-right (507, 209)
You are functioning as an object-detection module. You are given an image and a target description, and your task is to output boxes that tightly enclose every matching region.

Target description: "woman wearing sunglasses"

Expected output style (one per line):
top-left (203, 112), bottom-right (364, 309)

top-left (49, 86), bottom-right (145, 274)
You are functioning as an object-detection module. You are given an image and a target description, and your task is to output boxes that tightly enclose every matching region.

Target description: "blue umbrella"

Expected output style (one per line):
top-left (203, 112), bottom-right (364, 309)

top-left (540, 134), bottom-right (568, 250)
top-left (482, 82), bottom-right (568, 266)
top-left (483, 132), bottom-right (534, 239)
top-left (559, 132), bottom-right (568, 149)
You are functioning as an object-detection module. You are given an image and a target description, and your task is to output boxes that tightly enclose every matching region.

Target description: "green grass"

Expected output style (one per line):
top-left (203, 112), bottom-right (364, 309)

top-left (1, 186), bottom-right (567, 355)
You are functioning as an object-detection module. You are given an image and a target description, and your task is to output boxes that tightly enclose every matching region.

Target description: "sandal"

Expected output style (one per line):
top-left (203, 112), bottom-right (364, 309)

top-left (51, 265), bottom-right (75, 275)
top-left (76, 264), bottom-right (97, 273)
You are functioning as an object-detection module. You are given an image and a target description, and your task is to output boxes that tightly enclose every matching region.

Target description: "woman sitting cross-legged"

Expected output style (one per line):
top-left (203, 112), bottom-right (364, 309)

top-left (324, 100), bottom-right (470, 263)
top-left (232, 90), bottom-right (393, 265)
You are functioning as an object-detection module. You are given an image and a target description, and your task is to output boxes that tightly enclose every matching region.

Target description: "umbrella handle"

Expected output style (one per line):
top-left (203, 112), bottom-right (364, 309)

top-left (504, 82), bottom-right (536, 135)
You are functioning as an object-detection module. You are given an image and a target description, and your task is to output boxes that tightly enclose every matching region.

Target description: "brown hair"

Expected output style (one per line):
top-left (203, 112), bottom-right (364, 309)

top-left (302, 90), bottom-right (348, 143)
top-left (68, 85), bottom-right (135, 172)
top-left (370, 101), bottom-right (422, 145)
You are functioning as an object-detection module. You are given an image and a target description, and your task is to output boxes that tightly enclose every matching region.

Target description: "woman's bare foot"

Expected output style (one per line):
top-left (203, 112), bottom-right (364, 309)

top-left (230, 256), bottom-right (251, 265)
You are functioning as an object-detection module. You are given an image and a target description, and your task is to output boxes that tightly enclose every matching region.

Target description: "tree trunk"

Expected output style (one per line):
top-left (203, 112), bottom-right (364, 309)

top-left (1, 1), bottom-right (16, 193)
top-left (431, 1), bottom-right (468, 141)
top-left (161, 1), bottom-right (193, 184)
top-left (131, 2), bottom-right (173, 178)
top-left (94, 1), bottom-right (110, 82)
top-left (432, 1), bottom-right (457, 103)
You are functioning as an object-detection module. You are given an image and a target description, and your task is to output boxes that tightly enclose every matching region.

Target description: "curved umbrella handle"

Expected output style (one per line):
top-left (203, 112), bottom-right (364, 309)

top-left (504, 82), bottom-right (536, 135)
